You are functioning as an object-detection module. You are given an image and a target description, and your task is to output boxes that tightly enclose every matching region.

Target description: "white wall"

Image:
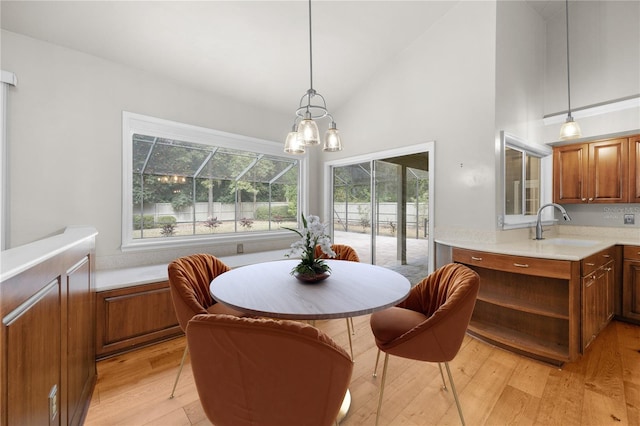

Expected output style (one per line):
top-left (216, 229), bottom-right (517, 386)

top-left (543, 0), bottom-right (640, 141)
top-left (495, 1), bottom-right (546, 144)
top-left (1, 30), bottom-right (295, 269)
top-left (321, 1), bottom-right (499, 241)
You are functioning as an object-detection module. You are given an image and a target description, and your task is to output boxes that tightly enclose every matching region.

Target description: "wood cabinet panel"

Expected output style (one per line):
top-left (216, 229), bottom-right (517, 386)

top-left (588, 138), bottom-right (628, 203)
top-left (623, 245), bottom-right (640, 324)
top-left (582, 259), bottom-right (614, 350)
top-left (1, 229), bottom-right (96, 426)
top-left (631, 135), bottom-right (640, 202)
top-left (581, 245), bottom-right (616, 276)
top-left (96, 281), bottom-right (181, 359)
top-left (453, 248), bottom-right (580, 365)
top-left (553, 137), bottom-right (629, 204)
top-left (453, 248), bottom-right (571, 279)
top-left (4, 279), bottom-right (61, 426)
top-left (66, 257), bottom-right (94, 426)
top-left (553, 143), bottom-right (587, 203)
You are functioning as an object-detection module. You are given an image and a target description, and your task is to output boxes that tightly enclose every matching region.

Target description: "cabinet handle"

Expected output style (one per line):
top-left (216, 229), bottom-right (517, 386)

top-left (604, 267), bottom-right (612, 272)
top-left (602, 254), bottom-right (611, 258)
top-left (513, 263), bottom-right (529, 268)
top-left (585, 262), bottom-right (595, 266)
top-left (581, 198), bottom-right (587, 201)
top-left (588, 197), bottom-right (594, 201)
top-left (471, 256), bottom-right (483, 261)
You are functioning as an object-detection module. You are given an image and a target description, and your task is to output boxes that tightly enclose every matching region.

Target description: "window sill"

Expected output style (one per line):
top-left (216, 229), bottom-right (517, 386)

top-left (121, 230), bottom-right (293, 252)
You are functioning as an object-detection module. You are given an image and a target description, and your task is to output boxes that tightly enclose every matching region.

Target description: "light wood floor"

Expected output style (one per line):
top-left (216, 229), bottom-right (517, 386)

top-left (85, 316), bottom-right (640, 426)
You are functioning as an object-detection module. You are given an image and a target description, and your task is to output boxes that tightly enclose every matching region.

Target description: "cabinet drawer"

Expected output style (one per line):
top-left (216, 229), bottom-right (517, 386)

top-left (453, 248), bottom-right (571, 279)
top-left (624, 245), bottom-right (640, 261)
top-left (581, 246), bottom-right (616, 276)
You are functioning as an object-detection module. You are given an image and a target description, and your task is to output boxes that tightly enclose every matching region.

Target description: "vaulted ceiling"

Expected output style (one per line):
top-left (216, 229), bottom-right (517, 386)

top-left (1, 1), bottom-right (564, 115)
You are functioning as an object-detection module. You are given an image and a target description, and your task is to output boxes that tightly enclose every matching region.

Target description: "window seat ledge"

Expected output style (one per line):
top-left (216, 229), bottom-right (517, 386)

top-left (95, 249), bottom-right (289, 292)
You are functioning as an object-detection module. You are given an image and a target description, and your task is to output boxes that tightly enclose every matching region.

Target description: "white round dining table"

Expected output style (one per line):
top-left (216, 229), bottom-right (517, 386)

top-left (209, 259), bottom-right (411, 320)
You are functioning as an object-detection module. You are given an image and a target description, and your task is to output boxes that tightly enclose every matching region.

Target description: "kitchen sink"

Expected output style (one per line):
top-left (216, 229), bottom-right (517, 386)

top-left (539, 238), bottom-right (600, 247)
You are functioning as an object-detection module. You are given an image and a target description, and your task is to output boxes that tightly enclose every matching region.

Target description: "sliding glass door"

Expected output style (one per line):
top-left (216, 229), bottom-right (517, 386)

top-left (329, 147), bottom-right (431, 285)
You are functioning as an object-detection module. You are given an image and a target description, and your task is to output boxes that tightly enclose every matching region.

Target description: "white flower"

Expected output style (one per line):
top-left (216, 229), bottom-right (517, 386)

top-left (283, 213), bottom-right (335, 275)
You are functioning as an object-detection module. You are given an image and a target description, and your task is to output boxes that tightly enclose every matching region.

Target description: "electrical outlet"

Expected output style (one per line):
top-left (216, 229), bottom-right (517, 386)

top-left (237, 243), bottom-right (244, 254)
top-left (624, 214), bottom-right (635, 225)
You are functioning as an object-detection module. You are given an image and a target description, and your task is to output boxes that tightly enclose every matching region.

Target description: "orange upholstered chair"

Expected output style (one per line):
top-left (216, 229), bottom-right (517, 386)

top-left (167, 254), bottom-right (246, 398)
top-left (186, 314), bottom-right (354, 426)
top-left (369, 263), bottom-right (480, 425)
top-left (314, 243), bottom-right (360, 359)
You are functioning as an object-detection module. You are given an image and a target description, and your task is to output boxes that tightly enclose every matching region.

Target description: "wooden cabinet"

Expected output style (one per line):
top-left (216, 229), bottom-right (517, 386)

top-left (622, 245), bottom-right (640, 323)
top-left (553, 137), bottom-right (628, 203)
top-left (581, 246), bottom-right (616, 350)
top-left (630, 135), bottom-right (640, 202)
top-left (0, 228), bottom-right (96, 426)
top-left (454, 245), bottom-right (620, 364)
top-left (452, 248), bottom-right (580, 365)
top-left (96, 281), bottom-right (182, 359)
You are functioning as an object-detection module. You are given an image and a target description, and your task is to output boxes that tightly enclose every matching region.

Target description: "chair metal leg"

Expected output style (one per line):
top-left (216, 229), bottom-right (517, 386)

top-left (373, 348), bottom-right (381, 377)
top-left (346, 318), bottom-right (354, 360)
top-left (375, 353), bottom-right (390, 426)
top-left (444, 362), bottom-right (465, 426)
top-left (169, 345), bottom-right (189, 399)
top-left (349, 317), bottom-right (355, 334)
top-left (438, 362), bottom-right (448, 390)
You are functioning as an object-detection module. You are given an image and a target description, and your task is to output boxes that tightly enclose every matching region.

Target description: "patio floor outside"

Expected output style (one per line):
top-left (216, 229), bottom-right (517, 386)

top-left (333, 230), bottom-right (429, 286)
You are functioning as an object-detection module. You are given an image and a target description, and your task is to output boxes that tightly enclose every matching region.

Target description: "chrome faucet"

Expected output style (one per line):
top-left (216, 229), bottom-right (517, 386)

top-left (534, 203), bottom-right (571, 240)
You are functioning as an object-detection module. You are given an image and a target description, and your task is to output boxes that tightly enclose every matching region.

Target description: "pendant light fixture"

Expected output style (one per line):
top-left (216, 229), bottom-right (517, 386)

top-left (559, 0), bottom-right (582, 140)
top-left (284, 0), bottom-right (342, 154)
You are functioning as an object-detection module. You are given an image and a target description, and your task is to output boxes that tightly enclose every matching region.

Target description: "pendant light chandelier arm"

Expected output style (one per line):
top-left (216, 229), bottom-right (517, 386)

top-left (296, 90), bottom-right (328, 119)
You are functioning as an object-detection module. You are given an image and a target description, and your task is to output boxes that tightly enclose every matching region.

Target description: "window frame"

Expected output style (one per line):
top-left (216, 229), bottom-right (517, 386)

top-left (499, 131), bottom-right (551, 229)
top-left (122, 111), bottom-right (308, 251)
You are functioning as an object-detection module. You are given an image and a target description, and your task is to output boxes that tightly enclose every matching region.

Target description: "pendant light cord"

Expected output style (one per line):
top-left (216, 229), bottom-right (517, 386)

top-left (308, 0), bottom-right (314, 92)
top-left (565, 0), bottom-right (572, 116)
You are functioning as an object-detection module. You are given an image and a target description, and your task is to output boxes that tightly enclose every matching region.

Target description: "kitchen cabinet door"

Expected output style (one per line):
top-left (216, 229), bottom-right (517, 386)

top-left (553, 143), bottom-right (588, 203)
top-left (630, 135), bottom-right (640, 202)
top-left (588, 138), bottom-right (628, 203)
top-left (623, 246), bottom-right (640, 323)
top-left (553, 137), bottom-right (629, 204)
top-left (582, 272), bottom-right (598, 350)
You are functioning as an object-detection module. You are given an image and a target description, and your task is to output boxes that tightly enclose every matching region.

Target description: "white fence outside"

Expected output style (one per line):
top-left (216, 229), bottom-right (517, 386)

top-left (136, 202), bottom-right (290, 223)
top-left (333, 202), bottom-right (428, 236)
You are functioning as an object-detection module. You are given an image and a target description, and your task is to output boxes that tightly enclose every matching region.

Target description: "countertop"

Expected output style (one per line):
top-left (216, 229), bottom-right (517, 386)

top-left (95, 249), bottom-right (289, 291)
top-left (436, 235), bottom-right (638, 261)
top-left (0, 226), bottom-right (98, 282)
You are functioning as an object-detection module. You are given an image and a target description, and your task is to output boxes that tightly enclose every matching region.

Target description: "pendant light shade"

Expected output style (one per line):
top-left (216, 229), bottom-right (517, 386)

top-left (559, 0), bottom-right (581, 140)
top-left (284, 0), bottom-right (343, 154)
top-left (559, 116), bottom-right (582, 140)
top-left (323, 121), bottom-right (342, 152)
top-left (284, 125), bottom-right (305, 154)
top-left (297, 113), bottom-right (320, 146)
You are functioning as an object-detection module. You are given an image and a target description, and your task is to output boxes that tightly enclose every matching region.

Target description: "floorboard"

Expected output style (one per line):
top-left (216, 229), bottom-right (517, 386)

top-left (85, 318), bottom-right (640, 426)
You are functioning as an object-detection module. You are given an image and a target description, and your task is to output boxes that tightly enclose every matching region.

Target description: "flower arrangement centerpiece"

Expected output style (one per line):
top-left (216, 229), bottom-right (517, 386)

top-left (284, 213), bottom-right (336, 282)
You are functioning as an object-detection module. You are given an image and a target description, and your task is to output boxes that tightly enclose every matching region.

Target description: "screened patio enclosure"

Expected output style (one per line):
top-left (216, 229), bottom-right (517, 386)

top-left (131, 134), bottom-right (299, 239)
top-left (331, 152), bottom-right (430, 285)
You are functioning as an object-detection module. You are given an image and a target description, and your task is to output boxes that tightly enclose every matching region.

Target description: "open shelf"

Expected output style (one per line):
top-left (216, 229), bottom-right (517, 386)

top-left (478, 289), bottom-right (569, 320)
top-left (468, 320), bottom-right (569, 364)
top-left (472, 267), bottom-right (570, 319)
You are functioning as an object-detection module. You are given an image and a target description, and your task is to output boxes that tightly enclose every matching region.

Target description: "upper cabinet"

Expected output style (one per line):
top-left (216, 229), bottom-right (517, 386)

top-left (630, 135), bottom-right (640, 203)
top-left (553, 137), bottom-right (630, 204)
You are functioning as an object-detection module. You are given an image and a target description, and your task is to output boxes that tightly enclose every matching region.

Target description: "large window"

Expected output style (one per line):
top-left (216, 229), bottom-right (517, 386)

top-left (500, 131), bottom-right (551, 228)
top-left (122, 112), bottom-right (305, 250)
